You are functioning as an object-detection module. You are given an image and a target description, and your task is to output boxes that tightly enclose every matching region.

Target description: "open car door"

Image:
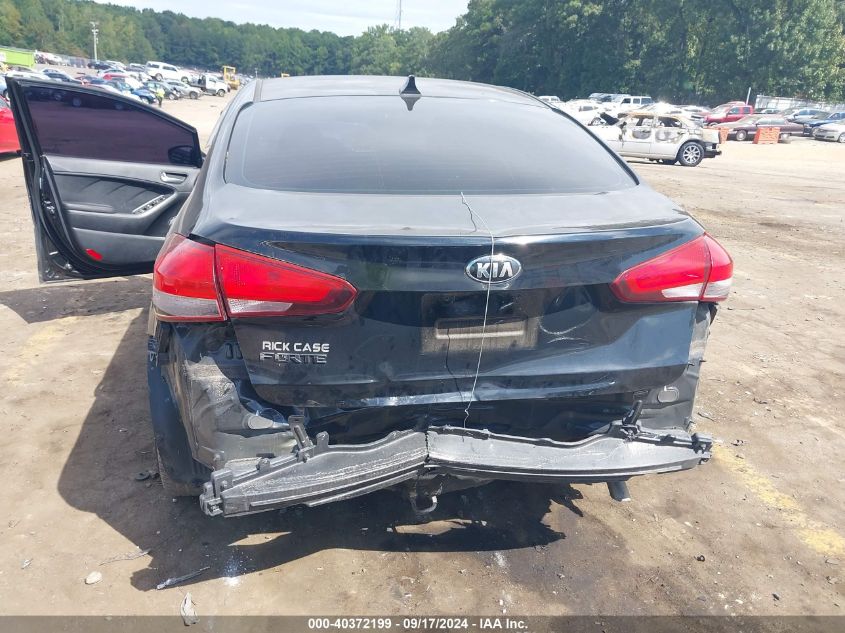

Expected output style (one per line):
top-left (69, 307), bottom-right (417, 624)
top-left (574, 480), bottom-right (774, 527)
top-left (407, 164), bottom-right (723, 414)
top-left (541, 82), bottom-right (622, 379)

top-left (8, 78), bottom-right (202, 282)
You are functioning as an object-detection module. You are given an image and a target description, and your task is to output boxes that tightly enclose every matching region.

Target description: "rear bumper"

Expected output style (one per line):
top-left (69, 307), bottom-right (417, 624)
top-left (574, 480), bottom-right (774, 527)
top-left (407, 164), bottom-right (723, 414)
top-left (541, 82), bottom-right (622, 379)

top-left (199, 424), bottom-right (712, 517)
top-left (703, 143), bottom-right (721, 158)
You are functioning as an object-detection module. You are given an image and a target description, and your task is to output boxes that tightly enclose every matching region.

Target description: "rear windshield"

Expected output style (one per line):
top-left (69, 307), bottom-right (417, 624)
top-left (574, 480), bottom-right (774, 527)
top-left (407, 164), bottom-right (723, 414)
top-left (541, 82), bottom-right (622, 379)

top-left (225, 96), bottom-right (635, 195)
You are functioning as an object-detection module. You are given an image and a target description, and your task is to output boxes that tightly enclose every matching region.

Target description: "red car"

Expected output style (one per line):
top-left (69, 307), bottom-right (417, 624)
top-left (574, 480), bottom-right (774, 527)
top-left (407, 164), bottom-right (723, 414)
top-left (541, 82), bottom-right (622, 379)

top-left (705, 103), bottom-right (754, 125)
top-left (101, 71), bottom-right (129, 82)
top-left (0, 98), bottom-right (21, 154)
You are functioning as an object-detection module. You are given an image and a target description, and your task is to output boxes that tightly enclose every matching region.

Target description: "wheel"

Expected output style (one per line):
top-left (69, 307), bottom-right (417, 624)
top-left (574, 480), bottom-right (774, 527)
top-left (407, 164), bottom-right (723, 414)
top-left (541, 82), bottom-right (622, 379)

top-left (181, 76), bottom-right (189, 84)
top-left (660, 158), bottom-right (676, 165)
top-left (189, 91), bottom-right (198, 100)
top-left (155, 73), bottom-right (163, 81)
top-left (677, 141), bottom-right (704, 167)
top-left (838, 133), bottom-right (845, 143)
top-left (216, 88), bottom-right (226, 97)
top-left (590, 117), bottom-right (602, 126)
top-left (779, 133), bottom-right (791, 144)
top-left (167, 92), bottom-right (177, 100)
top-left (734, 129), bottom-right (747, 141)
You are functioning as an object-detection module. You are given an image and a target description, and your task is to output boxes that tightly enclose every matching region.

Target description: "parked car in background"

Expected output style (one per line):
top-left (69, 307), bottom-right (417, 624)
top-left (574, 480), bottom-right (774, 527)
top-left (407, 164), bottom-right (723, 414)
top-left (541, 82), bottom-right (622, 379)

top-left (164, 79), bottom-right (201, 99)
top-left (104, 60), bottom-right (126, 71)
top-left (195, 73), bottom-right (230, 96)
top-left (128, 63), bottom-right (147, 73)
top-left (804, 111), bottom-right (845, 135)
top-left (680, 105), bottom-right (710, 122)
top-left (87, 60), bottom-right (114, 71)
top-left (705, 103), bottom-right (754, 125)
top-left (5, 66), bottom-right (43, 82)
top-left (538, 95), bottom-right (562, 107)
top-left (7, 75), bottom-right (731, 517)
top-left (114, 74), bottom-right (144, 90)
top-left (35, 51), bottom-right (62, 65)
top-left (721, 115), bottom-right (803, 141)
top-left (560, 99), bottom-right (604, 125)
top-left (813, 122), bottom-right (845, 143)
top-left (0, 76), bottom-right (7, 100)
top-left (0, 97), bottom-right (19, 154)
top-left (592, 111), bottom-right (720, 166)
top-left (786, 108), bottom-right (828, 123)
top-left (604, 94), bottom-right (654, 118)
top-left (104, 80), bottom-right (152, 103)
top-left (42, 69), bottom-right (82, 84)
top-left (146, 61), bottom-right (189, 83)
top-left (144, 80), bottom-right (180, 100)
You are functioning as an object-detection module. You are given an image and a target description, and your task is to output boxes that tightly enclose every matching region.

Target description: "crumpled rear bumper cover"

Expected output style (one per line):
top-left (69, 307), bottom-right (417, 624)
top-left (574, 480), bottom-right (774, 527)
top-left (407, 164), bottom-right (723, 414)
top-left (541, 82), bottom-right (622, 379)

top-left (199, 425), bottom-right (712, 517)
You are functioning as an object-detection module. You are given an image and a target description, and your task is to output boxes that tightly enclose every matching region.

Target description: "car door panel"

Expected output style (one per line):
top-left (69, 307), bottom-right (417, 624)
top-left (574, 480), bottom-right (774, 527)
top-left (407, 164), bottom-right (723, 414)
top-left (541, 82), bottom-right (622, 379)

top-left (7, 78), bottom-right (201, 282)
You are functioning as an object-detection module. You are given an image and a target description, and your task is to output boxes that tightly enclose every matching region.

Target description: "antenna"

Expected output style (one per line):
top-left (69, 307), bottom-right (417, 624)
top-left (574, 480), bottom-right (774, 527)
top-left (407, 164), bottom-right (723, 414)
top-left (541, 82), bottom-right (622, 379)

top-left (400, 75), bottom-right (421, 110)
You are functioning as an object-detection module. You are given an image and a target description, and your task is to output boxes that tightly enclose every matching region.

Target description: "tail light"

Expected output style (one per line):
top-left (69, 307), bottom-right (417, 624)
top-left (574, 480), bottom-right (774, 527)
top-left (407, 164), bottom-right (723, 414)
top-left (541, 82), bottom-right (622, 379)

top-left (610, 234), bottom-right (732, 303)
top-left (152, 234), bottom-right (357, 322)
top-left (153, 234), bottom-right (224, 322)
top-left (215, 245), bottom-right (357, 317)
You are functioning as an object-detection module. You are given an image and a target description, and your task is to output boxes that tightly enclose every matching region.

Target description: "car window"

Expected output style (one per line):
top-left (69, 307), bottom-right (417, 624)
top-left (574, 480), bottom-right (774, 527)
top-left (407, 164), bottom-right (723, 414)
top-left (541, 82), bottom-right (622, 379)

top-left (225, 96), bottom-right (636, 195)
top-left (658, 116), bottom-right (682, 128)
top-left (728, 107), bottom-right (739, 114)
top-left (21, 84), bottom-right (199, 165)
top-left (641, 97), bottom-right (653, 105)
top-left (621, 98), bottom-right (631, 104)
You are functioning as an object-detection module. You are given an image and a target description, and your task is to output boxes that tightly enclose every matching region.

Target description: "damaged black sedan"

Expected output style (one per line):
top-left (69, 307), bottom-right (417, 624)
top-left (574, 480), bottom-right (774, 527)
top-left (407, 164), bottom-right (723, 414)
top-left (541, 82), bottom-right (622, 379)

top-left (8, 76), bottom-right (732, 518)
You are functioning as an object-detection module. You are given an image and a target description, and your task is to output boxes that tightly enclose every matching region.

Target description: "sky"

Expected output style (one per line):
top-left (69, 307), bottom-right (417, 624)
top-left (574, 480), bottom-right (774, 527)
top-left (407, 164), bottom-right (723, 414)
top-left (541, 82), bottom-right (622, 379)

top-left (96, 1), bottom-right (470, 36)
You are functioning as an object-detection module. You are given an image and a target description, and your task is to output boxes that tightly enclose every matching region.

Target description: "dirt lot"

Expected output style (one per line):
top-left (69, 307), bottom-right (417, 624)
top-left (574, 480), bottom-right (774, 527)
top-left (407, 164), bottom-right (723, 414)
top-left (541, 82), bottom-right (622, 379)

top-left (0, 94), bottom-right (843, 617)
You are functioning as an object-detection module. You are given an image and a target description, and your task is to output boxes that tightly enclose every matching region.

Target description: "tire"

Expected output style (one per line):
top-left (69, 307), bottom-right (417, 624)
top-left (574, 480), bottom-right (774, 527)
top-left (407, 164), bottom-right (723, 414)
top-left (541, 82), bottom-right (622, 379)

top-left (734, 129), bottom-right (747, 141)
top-left (189, 91), bottom-right (198, 100)
top-left (216, 88), bottom-right (226, 97)
top-left (155, 73), bottom-right (163, 81)
top-left (838, 133), bottom-right (845, 143)
top-left (181, 76), bottom-right (189, 84)
top-left (779, 133), bottom-right (791, 144)
top-left (677, 141), bottom-right (704, 167)
top-left (156, 445), bottom-right (202, 497)
top-left (167, 92), bottom-right (177, 100)
top-left (590, 117), bottom-right (602, 126)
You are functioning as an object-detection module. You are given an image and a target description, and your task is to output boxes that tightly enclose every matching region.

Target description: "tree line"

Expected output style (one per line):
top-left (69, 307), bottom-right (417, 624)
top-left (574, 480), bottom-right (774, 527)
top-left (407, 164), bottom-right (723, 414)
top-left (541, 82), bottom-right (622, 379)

top-left (1, 0), bottom-right (843, 104)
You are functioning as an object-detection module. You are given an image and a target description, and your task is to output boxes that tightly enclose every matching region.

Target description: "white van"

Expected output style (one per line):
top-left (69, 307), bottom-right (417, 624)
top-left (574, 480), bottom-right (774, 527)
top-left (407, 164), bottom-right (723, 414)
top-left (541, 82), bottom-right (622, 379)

top-left (145, 61), bottom-right (188, 83)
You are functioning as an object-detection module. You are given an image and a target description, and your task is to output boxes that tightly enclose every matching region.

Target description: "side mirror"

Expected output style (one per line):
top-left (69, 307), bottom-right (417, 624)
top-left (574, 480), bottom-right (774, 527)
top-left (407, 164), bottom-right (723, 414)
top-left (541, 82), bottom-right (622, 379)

top-left (168, 144), bottom-right (201, 167)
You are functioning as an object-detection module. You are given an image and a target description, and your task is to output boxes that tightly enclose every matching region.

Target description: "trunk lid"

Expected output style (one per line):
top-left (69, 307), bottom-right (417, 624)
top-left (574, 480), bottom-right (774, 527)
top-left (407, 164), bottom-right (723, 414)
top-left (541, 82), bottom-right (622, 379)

top-left (195, 184), bottom-right (702, 412)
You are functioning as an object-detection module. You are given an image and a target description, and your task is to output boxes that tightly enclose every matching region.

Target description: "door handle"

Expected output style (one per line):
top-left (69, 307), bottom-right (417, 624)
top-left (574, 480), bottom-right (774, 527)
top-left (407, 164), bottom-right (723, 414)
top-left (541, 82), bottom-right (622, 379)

top-left (160, 171), bottom-right (187, 184)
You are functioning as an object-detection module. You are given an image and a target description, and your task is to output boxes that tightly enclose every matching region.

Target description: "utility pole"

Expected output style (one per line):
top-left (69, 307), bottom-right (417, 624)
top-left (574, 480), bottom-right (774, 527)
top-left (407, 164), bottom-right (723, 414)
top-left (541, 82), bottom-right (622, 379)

top-left (90, 22), bottom-right (99, 61)
top-left (394, 0), bottom-right (403, 31)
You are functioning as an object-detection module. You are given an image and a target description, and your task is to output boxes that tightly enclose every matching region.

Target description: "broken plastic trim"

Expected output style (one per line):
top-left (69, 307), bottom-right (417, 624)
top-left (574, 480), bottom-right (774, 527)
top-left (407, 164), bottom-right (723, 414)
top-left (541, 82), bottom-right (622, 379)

top-left (199, 416), bottom-right (713, 517)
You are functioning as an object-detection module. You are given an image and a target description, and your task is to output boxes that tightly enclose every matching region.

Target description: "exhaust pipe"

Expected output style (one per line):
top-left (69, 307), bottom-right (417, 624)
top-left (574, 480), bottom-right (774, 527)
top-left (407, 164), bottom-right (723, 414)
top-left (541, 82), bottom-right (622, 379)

top-left (607, 480), bottom-right (631, 502)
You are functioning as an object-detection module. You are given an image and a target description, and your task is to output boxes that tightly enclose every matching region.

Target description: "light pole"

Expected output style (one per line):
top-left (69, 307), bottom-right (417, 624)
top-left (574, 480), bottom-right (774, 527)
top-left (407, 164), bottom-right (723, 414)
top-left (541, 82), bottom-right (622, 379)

top-left (90, 22), bottom-right (99, 61)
